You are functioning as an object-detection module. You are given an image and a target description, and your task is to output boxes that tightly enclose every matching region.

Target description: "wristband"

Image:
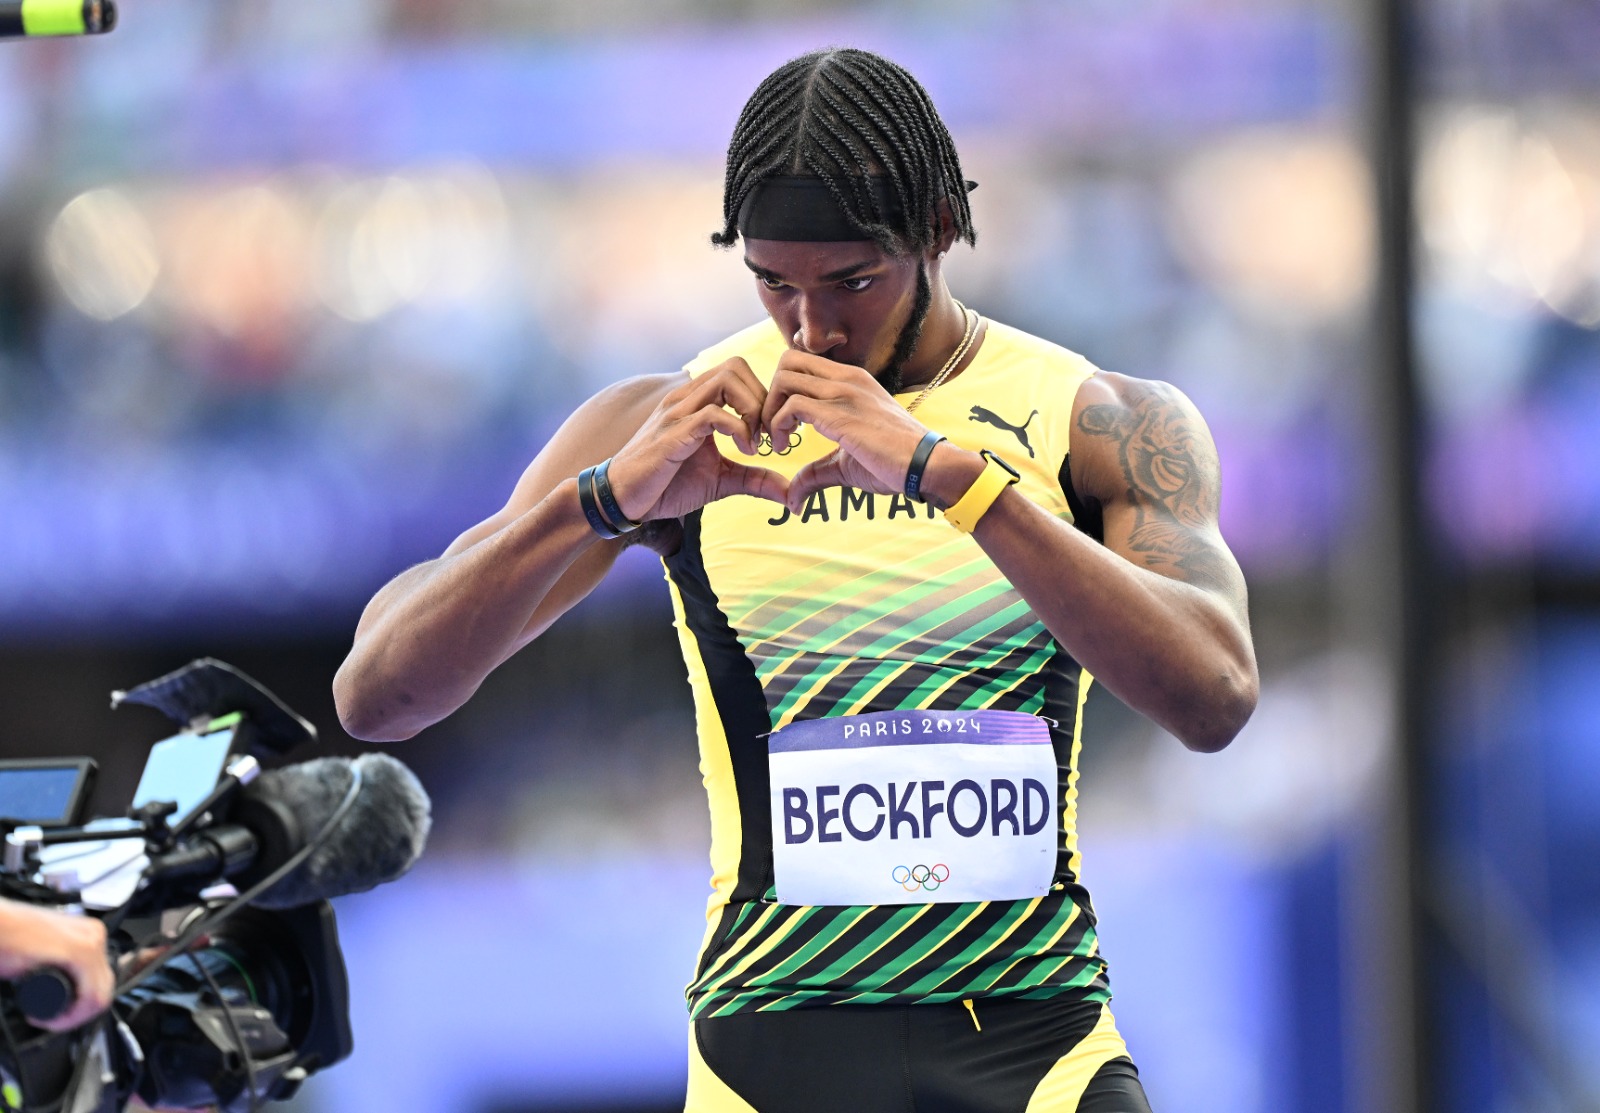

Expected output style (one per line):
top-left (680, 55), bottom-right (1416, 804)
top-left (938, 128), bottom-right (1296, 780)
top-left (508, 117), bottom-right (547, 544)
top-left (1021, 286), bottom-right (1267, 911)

top-left (576, 466), bottom-right (624, 539)
top-left (593, 458), bottom-right (642, 533)
top-left (903, 431), bottom-right (946, 502)
top-left (943, 451), bottom-right (1020, 533)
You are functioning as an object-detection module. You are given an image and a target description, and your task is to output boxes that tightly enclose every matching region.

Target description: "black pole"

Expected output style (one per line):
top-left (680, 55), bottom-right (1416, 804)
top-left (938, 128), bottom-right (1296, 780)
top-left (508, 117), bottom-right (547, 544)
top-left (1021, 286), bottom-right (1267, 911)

top-left (1365, 0), bottom-right (1435, 1109)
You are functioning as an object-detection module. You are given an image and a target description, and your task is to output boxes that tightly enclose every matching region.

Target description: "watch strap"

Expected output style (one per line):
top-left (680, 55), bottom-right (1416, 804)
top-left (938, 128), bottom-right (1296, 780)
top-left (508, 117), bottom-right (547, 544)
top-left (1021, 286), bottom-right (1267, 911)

top-left (943, 451), bottom-right (1020, 533)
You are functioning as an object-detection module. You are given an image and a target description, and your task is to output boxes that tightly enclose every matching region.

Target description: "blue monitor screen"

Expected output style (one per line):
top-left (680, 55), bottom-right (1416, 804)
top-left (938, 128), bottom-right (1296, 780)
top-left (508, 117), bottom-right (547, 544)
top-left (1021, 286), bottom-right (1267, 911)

top-left (131, 727), bottom-right (235, 824)
top-left (0, 765), bottom-right (87, 824)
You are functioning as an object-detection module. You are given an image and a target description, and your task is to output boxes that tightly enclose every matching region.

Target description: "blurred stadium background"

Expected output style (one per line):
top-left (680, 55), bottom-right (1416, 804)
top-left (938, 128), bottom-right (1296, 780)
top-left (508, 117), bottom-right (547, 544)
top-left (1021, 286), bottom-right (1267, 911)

top-left (2, 0), bottom-right (1598, 1109)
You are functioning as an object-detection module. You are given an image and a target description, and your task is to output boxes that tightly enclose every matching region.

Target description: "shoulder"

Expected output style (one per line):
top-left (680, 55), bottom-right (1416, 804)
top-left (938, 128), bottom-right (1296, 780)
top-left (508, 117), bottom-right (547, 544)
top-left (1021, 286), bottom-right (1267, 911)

top-left (1068, 371), bottom-right (1221, 507)
top-left (1071, 371), bottom-right (1207, 428)
top-left (977, 320), bottom-right (1102, 432)
top-left (560, 371), bottom-right (684, 434)
top-left (982, 319), bottom-right (1094, 364)
top-left (684, 319), bottom-right (786, 380)
top-left (544, 372), bottom-right (685, 462)
top-left (493, 371), bottom-right (685, 520)
top-left (981, 319), bottom-right (1100, 381)
top-left (589, 371), bottom-right (686, 412)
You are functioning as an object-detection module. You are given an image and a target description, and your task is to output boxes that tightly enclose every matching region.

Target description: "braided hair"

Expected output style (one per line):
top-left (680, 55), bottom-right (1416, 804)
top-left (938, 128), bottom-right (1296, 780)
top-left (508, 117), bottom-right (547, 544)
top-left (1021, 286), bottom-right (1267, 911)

top-left (712, 48), bottom-right (976, 254)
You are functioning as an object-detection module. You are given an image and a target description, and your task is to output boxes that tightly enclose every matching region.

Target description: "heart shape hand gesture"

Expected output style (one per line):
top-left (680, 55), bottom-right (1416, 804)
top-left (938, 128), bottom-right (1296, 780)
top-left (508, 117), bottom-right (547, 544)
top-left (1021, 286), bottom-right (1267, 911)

top-left (602, 350), bottom-right (952, 526)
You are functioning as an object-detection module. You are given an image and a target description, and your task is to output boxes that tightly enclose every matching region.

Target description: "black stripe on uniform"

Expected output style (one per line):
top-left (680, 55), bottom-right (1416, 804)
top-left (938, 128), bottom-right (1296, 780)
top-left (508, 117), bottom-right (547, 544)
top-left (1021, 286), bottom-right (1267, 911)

top-left (1038, 642), bottom-right (1084, 884)
top-left (664, 510), bottom-right (775, 907)
top-left (859, 899), bottom-right (1020, 999)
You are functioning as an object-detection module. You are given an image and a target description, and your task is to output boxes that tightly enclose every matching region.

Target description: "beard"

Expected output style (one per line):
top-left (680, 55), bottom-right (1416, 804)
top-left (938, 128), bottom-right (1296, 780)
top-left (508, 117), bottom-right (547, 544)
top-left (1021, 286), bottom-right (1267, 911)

top-left (874, 261), bottom-right (932, 395)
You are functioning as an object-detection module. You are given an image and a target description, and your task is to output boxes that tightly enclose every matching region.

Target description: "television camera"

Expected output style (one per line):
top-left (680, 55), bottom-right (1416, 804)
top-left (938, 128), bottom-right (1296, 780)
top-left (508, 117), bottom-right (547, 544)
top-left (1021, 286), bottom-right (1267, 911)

top-left (0, 659), bottom-right (430, 1113)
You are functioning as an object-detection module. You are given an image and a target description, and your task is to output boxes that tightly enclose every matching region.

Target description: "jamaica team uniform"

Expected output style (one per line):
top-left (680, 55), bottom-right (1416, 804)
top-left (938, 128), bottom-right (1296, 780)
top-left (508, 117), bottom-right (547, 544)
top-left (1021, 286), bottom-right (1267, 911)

top-left (664, 318), bottom-right (1151, 1112)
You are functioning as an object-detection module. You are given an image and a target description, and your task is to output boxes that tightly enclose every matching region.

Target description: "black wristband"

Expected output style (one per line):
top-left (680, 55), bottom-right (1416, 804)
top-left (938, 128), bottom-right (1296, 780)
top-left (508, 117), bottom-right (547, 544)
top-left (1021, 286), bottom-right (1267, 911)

top-left (593, 458), bottom-right (642, 533)
top-left (577, 466), bottom-right (623, 539)
top-left (904, 431), bottom-right (947, 501)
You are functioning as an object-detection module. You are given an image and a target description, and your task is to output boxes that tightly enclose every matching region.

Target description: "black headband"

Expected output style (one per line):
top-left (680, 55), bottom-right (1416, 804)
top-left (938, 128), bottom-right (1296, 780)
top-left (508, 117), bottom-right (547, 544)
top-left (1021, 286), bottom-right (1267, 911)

top-left (736, 176), bottom-right (906, 242)
top-left (735, 175), bottom-right (980, 242)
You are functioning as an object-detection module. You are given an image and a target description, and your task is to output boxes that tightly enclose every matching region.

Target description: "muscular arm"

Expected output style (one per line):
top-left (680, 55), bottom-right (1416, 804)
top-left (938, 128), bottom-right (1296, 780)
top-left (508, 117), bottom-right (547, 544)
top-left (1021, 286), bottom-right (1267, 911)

top-left (335, 358), bottom-right (786, 742)
top-left (332, 376), bottom-right (675, 742)
top-left (767, 354), bottom-right (1255, 750)
top-left (925, 372), bottom-right (1258, 751)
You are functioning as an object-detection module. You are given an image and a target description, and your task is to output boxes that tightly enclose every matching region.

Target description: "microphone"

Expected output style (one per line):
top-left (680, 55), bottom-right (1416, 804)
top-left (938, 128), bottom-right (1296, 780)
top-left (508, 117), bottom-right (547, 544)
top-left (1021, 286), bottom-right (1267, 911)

top-left (0, 0), bottom-right (115, 38)
top-left (244, 752), bottom-right (432, 909)
top-left (145, 753), bottom-right (431, 909)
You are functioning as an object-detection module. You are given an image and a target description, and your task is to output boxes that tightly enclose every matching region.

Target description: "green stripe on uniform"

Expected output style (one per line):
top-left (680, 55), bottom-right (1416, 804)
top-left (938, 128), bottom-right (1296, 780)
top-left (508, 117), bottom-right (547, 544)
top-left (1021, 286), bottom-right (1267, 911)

top-left (734, 906), bottom-right (876, 992)
top-left (752, 556), bottom-right (998, 682)
top-left (791, 903), bottom-right (934, 988)
top-left (770, 586), bottom-right (1029, 723)
top-left (898, 898), bottom-right (1042, 997)
top-left (690, 903), bottom-right (802, 998)
top-left (820, 598), bottom-right (1036, 715)
top-left (737, 541), bottom-right (974, 649)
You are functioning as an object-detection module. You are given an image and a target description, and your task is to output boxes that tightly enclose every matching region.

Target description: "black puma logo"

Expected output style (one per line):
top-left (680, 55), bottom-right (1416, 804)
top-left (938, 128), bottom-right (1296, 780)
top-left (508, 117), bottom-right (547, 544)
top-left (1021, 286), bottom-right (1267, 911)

top-left (968, 406), bottom-right (1039, 458)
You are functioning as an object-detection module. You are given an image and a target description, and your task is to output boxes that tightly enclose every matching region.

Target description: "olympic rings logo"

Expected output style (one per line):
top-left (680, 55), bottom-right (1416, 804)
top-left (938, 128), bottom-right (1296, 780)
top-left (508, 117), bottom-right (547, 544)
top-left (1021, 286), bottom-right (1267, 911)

top-left (892, 864), bottom-right (950, 892)
top-left (756, 430), bottom-right (802, 457)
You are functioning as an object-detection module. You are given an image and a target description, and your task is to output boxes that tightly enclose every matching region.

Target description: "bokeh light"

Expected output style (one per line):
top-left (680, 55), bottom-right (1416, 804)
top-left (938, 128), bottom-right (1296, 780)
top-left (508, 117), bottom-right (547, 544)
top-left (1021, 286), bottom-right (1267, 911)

top-left (1, 5), bottom-right (1597, 1113)
top-left (1419, 105), bottom-right (1600, 327)
top-left (1165, 128), bottom-right (1375, 324)
top-left (44, 188), bottom-right (161, 321)
top-left (312, 165), bottom-right (514, 322)
top-left (163, 180), bottom-right (314, 353)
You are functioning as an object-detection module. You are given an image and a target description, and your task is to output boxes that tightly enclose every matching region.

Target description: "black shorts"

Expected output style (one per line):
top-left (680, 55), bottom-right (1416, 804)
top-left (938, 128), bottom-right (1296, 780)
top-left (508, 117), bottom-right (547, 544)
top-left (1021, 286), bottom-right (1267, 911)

top-left (687, 995), bottom-right (1152, 1112)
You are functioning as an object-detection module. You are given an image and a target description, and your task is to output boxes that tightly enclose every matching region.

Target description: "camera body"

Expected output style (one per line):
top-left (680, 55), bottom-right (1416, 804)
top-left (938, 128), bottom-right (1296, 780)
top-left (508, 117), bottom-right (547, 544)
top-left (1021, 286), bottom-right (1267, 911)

top-left (0, 901), bottom-right (352, 1113)
top-left (0, 661), bottom-right (358, 1113)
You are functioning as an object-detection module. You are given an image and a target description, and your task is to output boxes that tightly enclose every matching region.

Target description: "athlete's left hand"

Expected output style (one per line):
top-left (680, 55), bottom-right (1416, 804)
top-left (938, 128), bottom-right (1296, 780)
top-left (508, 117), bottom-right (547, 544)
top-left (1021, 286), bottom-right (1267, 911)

top-left (762, 351), bottom-right (932, 513)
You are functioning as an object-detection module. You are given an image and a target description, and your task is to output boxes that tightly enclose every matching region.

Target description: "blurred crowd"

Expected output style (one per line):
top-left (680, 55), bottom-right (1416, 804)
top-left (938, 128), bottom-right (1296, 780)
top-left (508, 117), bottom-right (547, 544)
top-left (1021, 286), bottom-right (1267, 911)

top-left (1, 2), bottom-right (1596, 1111)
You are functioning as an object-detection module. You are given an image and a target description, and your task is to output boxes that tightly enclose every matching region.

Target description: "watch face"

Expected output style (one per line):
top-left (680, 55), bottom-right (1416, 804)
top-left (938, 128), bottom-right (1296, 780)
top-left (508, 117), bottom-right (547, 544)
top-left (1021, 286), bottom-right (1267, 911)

top-left (979, 450), bottom-right (1022, 481)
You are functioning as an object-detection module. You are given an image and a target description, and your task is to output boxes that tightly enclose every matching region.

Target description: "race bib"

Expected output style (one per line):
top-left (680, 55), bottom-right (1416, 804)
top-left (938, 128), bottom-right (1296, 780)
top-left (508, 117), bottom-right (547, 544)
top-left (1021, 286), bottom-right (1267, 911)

top-left (768, 709), bottom-right (1059, 906)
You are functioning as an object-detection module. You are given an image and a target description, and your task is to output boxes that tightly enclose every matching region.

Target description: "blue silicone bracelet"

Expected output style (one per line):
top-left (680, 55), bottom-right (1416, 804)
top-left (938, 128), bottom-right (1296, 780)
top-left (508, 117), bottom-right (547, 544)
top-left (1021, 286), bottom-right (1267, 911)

top-left (577, 466), bottom-right (622, 539)
top-left (904, 431), bottom-right (947, 501)
top-left (593, 458), bottom-right (641, 533)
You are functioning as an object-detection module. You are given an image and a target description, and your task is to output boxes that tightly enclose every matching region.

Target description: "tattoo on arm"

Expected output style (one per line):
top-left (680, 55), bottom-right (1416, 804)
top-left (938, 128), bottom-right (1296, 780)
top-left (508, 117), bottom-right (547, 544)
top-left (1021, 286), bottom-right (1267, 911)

top-left (1076, 381), bottom-right (1237, 593)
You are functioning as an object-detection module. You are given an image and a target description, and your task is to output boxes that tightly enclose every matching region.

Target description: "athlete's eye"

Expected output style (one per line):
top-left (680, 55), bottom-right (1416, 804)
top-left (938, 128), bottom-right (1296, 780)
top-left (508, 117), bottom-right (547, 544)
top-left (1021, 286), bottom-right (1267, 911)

top-left (758, 275), bottom-right (786, 290)
top-left (840, 276), bottom-right (874, 292)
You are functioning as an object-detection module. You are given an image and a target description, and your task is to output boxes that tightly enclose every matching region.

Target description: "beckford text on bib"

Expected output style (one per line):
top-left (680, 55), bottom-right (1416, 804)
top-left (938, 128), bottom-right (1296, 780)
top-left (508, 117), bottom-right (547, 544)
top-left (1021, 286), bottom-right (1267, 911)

top-left (768, 708), bottom-right (1058, 906)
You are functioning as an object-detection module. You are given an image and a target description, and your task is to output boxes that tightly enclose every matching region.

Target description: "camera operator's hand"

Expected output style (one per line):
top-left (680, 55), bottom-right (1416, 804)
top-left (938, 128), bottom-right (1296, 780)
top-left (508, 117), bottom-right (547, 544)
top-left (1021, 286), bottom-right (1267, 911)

top-left (0, 898), bottom-right (113, 1032)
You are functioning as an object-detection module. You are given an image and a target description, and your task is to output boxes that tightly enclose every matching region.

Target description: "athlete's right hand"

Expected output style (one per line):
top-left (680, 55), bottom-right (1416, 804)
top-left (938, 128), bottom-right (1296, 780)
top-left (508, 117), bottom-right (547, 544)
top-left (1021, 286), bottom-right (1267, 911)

top-left (605, 359), bottom-right (789, 522)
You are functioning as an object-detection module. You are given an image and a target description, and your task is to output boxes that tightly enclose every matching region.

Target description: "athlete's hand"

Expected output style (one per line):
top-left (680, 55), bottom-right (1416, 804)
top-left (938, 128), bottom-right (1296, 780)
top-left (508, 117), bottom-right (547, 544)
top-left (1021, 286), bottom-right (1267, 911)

top-left (0, 899), bottom-right (114, 1033)
top-left (606, 359), bottom-right (790, 522)
top-left (763, 351), bottom-right (931, 513)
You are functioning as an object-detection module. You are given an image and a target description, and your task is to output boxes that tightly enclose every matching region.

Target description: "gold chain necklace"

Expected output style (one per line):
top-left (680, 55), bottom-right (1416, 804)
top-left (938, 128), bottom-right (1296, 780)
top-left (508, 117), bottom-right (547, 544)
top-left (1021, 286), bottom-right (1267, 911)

top-left (904, 303), bottom-right (979, 415)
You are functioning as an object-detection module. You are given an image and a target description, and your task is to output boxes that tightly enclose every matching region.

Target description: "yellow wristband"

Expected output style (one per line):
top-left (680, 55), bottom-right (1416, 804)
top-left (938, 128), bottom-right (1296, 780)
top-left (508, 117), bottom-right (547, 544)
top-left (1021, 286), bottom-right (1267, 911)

top-left (943, 452), bottom-right (1020, 533)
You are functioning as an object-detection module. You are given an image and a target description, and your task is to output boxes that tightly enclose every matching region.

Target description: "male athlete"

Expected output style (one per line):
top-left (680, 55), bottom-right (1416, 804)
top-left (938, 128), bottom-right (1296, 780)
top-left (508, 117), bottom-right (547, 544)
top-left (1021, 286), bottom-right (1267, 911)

top-left (335, 47), bottom-right (1257, 1112)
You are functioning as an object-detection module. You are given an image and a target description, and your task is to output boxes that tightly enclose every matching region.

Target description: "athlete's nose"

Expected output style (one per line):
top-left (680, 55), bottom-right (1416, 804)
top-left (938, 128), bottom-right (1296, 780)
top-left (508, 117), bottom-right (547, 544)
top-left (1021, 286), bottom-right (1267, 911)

top-left (792, 298), bottom-right (845, 358)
